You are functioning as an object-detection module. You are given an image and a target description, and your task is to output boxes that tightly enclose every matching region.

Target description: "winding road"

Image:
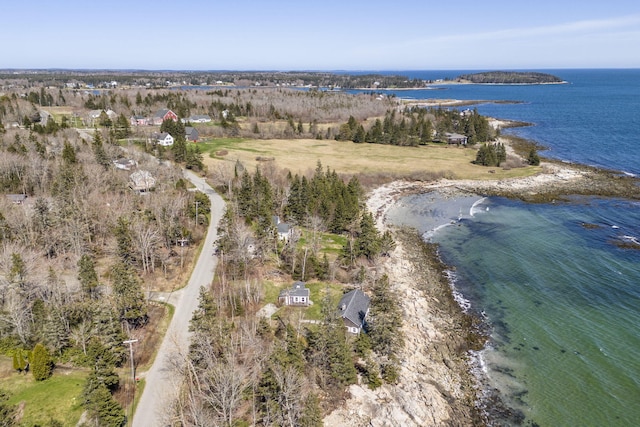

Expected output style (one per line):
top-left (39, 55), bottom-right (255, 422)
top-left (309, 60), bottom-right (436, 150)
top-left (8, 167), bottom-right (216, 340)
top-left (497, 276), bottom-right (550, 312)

top-left (132, 170), bottom-right (225, 427)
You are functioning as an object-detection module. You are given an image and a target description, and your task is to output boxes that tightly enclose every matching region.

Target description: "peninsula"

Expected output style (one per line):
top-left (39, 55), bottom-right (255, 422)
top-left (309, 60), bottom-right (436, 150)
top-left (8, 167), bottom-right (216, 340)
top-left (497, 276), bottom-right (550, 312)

top-left (457, 71), bottom-right (565, 84)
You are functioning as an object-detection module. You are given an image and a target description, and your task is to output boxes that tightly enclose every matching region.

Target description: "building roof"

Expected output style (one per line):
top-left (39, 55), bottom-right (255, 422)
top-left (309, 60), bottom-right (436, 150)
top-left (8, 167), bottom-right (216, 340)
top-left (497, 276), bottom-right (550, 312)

top-left (153, 108), bottom-right (171, 118)
top-left (152, 132), bottom-right (172, 140)
top-left (279, 281), bottom-right (310, 298)
top-left (445, 132), bottom-right (468, 140)
top-left (129, 170), bottom-right (156, 192)
top-left (114, 158), bottom-right (137, 170)
top-left (277, 222), bottom-right (291, 234)
top-left (337, 289), bottom-right (370, 329)
top-left (189, 114), bottom-right (211, 122)
top-left (6, 194), bottom-right (27, 204)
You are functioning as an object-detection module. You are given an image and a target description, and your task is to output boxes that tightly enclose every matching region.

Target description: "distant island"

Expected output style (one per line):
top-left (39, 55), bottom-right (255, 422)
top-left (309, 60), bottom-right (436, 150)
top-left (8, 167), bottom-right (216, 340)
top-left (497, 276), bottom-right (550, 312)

top-left (457, 71), bottom-right (564, 84)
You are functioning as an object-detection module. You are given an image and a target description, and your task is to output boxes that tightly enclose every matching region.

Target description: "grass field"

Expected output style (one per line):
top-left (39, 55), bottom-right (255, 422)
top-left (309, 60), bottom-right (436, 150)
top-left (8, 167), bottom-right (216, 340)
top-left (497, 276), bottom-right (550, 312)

top-left (264, 280), bottom-right (349, 322)
top-left (1, 357), bottom-right (87, 426)
top-left (198, 137), bottom-right (539, 180)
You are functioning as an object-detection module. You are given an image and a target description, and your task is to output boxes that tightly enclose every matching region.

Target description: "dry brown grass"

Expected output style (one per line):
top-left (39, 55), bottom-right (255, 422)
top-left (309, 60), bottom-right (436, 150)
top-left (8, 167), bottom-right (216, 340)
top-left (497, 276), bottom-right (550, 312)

top-left (203, 138), bottom-right (540, 181)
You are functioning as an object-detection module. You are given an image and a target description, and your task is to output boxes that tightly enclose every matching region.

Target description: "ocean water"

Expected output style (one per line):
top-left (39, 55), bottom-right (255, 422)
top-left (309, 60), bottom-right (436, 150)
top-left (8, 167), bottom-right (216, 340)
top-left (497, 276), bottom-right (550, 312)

top-left (352, 69), bottom-right (640, 176)
top-left (381, 70), bottom-right (640, 426)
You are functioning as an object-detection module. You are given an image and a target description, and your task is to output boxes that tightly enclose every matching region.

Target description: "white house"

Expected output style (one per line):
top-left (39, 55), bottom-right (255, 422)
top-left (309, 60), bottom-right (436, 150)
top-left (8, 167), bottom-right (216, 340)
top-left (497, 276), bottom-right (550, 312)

top-left (185, 114), bottom-right (212, 123)
top-left (278, 281), bottom-right (311, 306)
top-left (151, 132), bottom-right (174, 147)
top-left (272, 215), bottom-right (293, 241)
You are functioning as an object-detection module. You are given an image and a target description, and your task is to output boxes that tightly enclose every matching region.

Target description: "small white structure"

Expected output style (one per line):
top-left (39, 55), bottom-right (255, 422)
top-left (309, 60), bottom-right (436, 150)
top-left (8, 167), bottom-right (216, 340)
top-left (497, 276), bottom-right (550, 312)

top-left (113, 158), bottom-right (137, 171)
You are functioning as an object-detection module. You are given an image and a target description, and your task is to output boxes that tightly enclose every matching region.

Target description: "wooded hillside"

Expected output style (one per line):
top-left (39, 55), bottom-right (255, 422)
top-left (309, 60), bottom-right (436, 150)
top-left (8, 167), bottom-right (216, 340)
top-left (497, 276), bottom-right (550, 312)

top-left (457, 71), bottom-right (564, 84)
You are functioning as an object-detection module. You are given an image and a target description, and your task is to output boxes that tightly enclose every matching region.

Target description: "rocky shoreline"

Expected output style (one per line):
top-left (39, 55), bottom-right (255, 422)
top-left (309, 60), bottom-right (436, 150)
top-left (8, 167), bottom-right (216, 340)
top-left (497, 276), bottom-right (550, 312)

top-left (324, 228), bottom-right (485, 427)
top-left (324, 158), bottom-right (639, 426)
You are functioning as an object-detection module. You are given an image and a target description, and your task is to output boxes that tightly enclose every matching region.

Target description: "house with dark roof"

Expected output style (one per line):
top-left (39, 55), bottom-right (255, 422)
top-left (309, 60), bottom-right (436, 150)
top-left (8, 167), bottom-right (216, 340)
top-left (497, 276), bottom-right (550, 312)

top-left (445, 132), bottom-right (468, 145)
top-left (151, 109), bottom-right (178, 125)
top-left (185, 127), bottom-right (199, 142)
top-left (337, 289), bottom-right (370, 334)
top-left (278, 281), bottom-right (311, 306)
top-left (130, 115), bottom-right (148, 126)
top-left (272, 215), bottom-right (293, 242)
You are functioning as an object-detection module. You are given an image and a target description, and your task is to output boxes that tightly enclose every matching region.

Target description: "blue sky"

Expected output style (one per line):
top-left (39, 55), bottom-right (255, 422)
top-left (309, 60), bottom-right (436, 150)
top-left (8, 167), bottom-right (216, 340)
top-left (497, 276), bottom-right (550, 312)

top-left (2, 0), bottom-right (640, 70)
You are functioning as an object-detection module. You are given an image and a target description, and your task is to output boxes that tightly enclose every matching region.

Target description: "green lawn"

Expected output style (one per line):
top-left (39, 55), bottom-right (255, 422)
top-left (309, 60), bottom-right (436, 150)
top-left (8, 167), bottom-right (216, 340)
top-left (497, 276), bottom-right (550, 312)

top-left (264, 280), bottom-right (345, 322)
top-left (297, 230), bottom-right (347, 257)
top-left (304, 281), bottom-right (344, 320)
top-left (1, 357), bottom-right (87, 426)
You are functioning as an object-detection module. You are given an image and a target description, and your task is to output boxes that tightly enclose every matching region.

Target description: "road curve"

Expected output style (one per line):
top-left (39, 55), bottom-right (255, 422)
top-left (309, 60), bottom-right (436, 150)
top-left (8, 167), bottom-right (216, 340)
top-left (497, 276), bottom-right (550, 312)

top-left (132, 170), bottom-right (225, 426)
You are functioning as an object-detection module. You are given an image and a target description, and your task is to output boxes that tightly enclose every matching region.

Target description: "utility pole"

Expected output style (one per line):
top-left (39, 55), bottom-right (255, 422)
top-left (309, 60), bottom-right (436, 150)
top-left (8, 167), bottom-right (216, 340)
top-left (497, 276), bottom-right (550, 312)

top-left (123, 339), bottom-right (138, 427)
top-left (195, 200), bottom-right (199, 226)
top-left (123, 339), bottom-right (138, 382)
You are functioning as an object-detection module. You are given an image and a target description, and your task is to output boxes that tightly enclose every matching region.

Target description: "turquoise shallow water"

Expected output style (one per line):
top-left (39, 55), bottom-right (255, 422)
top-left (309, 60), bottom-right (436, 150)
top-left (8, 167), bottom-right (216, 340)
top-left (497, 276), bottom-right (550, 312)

top-left (387, 195), bottom-right (640, 426)
top-left (374, 69), bottom-right (640, 425)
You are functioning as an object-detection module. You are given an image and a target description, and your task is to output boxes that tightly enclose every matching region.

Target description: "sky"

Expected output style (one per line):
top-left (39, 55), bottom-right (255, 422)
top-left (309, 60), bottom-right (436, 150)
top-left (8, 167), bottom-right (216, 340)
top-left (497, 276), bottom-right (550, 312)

top-left (2, 0), bottom-right (640, 70)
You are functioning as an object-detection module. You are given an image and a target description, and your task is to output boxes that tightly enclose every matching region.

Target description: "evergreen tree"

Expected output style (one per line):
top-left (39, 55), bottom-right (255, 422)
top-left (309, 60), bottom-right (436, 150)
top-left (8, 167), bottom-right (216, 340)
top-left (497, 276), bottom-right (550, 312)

top-left (364, 355), bottom-right (383, 390)
top-left (114, 217), bottom-right (134, 264)
top-left (84, 337), bottom-right (120, 392)
top-left (528, 147), bottom-right (541, 165)
top-left (172, 135), bottom-right (187, 163)
top-left (78, 254), bottom-right (99, 298)
top-left (354, 124), bottom-right (366, 143)
top-left (236, 170), bottom-right (254, 218)
top-left (114, 113), bottom-right (131, 139)
top-left (371, 118), bottom-right (384, 143)
top-left (90, 306), bottom-right (127, 366)
top-left (299, 394), bottom-right (323, 427)
top-left (353, 212), bottom-right (381, 260)
top-left (31, 343), bottom-right (53, 381)
top-left (185, 145), bottom-right (204, 171)
top-left (306, 293), bottom-right (357, 387)
top-left (379, 230), bottom-right (396, 257)
top-left (84, 384), bottom-right (126, 427)
top-left (366, 274), bottom-right (404, 359)
top-left (110, 261), bottom-right (147, 327)
top-left (12, 349), bottom-right (26, 373)
top-left (61, 141), bottom-right (77, 165)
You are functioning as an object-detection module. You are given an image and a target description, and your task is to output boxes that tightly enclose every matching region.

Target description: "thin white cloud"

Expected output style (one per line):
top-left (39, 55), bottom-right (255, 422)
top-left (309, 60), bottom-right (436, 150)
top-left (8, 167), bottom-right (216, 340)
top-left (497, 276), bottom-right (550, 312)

top-left (343, 13), bottom-right (640, 69)
top-left (423, 14), bottom-right (640, 45)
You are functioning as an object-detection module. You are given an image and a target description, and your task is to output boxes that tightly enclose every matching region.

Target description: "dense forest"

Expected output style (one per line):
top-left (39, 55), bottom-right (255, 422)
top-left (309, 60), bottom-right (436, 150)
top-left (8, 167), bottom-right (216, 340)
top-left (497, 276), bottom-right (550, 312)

top-left (457, 71), bottom-right (564, 84)
top-left (336, 107), bottom-right (495, 146)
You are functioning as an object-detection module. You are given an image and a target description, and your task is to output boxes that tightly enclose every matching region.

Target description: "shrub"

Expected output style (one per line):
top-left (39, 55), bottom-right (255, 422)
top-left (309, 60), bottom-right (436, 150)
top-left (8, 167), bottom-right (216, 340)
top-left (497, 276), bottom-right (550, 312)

top-left (31, 343), bottom-right (53, 381)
